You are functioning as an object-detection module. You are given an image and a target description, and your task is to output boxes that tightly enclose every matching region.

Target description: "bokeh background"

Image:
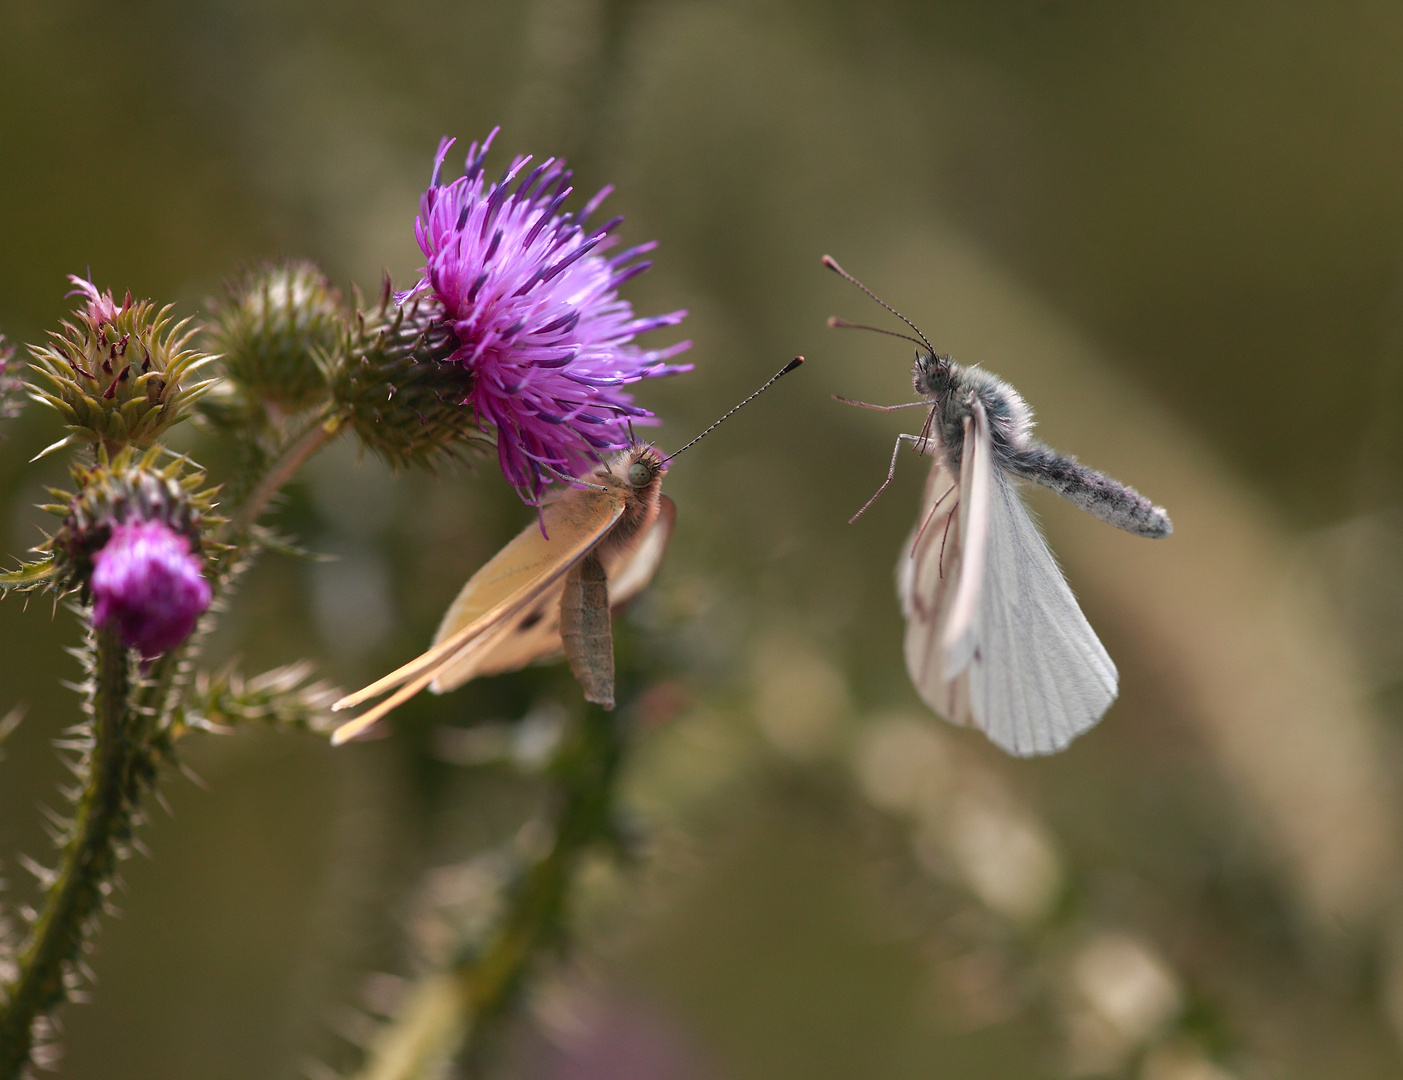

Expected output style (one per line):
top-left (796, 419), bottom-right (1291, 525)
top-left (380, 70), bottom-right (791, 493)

top-left (3, 1), bottom-right (1403, 1077)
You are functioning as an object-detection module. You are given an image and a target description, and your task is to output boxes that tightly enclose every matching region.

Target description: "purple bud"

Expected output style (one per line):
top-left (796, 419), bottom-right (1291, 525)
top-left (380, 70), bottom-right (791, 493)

top-left (91, 521), bottom-right (211, 657)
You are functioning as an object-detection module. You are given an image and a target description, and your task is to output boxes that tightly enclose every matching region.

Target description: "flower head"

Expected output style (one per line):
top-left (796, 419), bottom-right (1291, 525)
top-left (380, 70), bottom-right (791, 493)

top-left (211, 260), bottom-right (345, 411)
top-left (399, 130), bottom-right (691, 501)
top-left (28, 277), bottom-right (214, 454)
top-left (34, 446), bottom-right (219, 606)
top-left (91, 520), bottom-right (211, 657)
top-left (330, 277), bottom-right (489, 470)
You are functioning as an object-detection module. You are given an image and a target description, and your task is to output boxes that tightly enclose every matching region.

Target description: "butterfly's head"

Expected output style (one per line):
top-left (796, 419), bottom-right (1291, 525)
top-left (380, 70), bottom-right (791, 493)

top-left (596, 445), bottom-right (666, 551)
top-left (606, 444), bottom-right (666, 493)
top-left (913, 349), bottom-right (955, 401)
top-left (623, 445), bottom-right (666, 490)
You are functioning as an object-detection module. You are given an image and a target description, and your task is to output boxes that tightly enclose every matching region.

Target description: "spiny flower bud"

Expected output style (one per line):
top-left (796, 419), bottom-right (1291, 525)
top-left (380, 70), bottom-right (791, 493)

top-left (91, 520), bottom-right (211, 657)
top-left (45, 448), bottom-right (219, 608)
top-left (210, 260), bottom-right (345, 411)
top-left (28, 278), bottom-right (215, 454)
top-left (328, 278), bottom-right (491, 470)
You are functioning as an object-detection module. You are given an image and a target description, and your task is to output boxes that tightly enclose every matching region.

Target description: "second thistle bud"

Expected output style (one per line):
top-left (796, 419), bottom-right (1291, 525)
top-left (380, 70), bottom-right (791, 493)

top-left (28, 278), bottom-right (215, 454)
top-left (328, 279), bottom-right (490, 470)
top-left (210, 260), bottom-right (345, 411)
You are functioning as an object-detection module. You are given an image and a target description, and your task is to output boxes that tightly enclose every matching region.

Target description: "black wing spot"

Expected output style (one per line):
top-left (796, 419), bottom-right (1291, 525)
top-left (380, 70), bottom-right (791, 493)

top-left (516, 608), bottom-right (545, 632)
top-left (973, 645), bottom-right (982, 663)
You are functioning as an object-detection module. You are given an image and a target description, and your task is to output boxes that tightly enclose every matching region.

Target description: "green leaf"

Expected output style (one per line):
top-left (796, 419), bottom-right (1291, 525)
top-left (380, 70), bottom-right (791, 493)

top-left (0, 558), bottom-right (60, 594)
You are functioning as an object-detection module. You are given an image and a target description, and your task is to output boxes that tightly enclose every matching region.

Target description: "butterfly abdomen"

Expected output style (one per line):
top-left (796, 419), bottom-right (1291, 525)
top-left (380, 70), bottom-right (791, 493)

top-left (560, 550), bottom-right (616, 709)
top-left (1008, 443), bottom-right (1173, 538)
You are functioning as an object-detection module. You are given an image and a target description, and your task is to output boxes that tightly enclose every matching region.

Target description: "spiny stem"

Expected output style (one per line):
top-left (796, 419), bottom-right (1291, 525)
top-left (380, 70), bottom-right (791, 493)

top-left (0, 625), bottom-right (146, 1077)
top-left (227, 412), bottom-right (342, 537)
top-left (352, 709), bottom-right (626, 1080)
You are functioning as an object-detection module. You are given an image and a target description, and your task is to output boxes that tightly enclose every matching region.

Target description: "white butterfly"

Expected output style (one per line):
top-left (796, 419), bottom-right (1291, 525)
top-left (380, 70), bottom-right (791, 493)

top-left (826, 257), bottom-right (1172, 756)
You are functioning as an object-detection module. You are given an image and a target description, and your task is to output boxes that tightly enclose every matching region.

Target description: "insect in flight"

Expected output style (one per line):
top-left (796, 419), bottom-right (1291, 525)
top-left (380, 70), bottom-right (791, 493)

top-left (330, 357), bottom-right (805, 745)
top-left (824, 255), bottom-right (1172, 756)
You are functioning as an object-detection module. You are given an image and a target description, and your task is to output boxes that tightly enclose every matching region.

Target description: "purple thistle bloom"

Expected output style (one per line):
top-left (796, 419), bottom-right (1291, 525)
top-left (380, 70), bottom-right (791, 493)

top-left (91, 520), bottom-right (211, 657)
top-left (399, 129), bottom-right (692, 502)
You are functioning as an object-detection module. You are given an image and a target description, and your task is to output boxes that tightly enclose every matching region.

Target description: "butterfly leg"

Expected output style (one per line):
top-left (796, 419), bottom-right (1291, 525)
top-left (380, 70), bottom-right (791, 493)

top-left (908, 481), bottom-right (957, 558)
top-left (850, 432), bottom-right (935, 523)
top-left (937, 502), bottom-right (958, 579)
top-left (560, 551), bottom-right (616, 709)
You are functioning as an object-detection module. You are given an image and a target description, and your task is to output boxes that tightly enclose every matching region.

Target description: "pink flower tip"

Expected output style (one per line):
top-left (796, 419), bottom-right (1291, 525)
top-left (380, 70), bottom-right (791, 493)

top-left (91, 520), bottom-right (211, 657)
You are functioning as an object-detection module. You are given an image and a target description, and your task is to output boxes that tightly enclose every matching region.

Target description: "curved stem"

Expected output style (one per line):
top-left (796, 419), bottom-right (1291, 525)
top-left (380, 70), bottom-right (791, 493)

top-left (353, 709), bottom-right (626, 1080)
top-left (227, 412), bottom-right (342, 537)
top-left (0, 626), bottom-right (144, 1077)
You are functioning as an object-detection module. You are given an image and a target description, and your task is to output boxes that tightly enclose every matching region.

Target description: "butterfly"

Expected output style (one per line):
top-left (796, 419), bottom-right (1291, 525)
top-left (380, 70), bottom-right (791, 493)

top-left (330, 358), bottom-right (804, 745)
top-left (825, 256), bottom-right (1171, 756)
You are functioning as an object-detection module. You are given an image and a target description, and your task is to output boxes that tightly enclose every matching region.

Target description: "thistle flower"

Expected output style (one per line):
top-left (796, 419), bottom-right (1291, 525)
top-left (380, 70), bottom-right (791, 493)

top-left (399, 130), bottom-right (691, 502)
top-left (91, 520), bottom-right (211, 657)
top-left (28, 277), bottom-right (214, 454)
top-left (33, 447), bottom-right (219, 604)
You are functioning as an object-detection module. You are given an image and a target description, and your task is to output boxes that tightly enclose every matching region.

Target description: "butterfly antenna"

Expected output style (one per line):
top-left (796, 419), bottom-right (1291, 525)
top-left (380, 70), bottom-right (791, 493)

top-left (663, 357), bottom-right (804, 464)
top-left (826, 316), bottom-right (927, 348)
top-left (821, 255), bottom-right (935, 353)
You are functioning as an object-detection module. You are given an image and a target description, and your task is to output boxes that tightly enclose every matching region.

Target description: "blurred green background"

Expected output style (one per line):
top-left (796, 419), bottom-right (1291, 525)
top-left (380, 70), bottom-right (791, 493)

top-left (3, 1), bottom-right (1403, 1077)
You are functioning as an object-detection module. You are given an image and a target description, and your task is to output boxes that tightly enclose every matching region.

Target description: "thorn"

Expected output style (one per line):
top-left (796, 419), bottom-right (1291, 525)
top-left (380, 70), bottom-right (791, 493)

top-left (179, 761), bottom-right (211, 791)
top-left (17, 854), bottom-right (57, 889)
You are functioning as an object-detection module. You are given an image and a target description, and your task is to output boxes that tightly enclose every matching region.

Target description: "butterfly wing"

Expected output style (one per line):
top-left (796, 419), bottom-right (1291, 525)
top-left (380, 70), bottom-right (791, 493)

top-left (900, 398), bottom-right (1117, 756)
top-left (898, 450), bottom-right (969, 725)
top-left (429, 495), bottom-right (677, 692)
top-left (329, 485), bottom-right (627, 744)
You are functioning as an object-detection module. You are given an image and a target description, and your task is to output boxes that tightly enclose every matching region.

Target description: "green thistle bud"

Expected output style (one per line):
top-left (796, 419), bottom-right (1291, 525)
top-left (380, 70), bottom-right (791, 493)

top-left (210, 260), bottom-right (345, 411)
top-left (27, 277), bottom-right (215, 455)
top-left (42, 447), bottom-right (220, 600)
top-left (329, 278), bottom-right (491, 470)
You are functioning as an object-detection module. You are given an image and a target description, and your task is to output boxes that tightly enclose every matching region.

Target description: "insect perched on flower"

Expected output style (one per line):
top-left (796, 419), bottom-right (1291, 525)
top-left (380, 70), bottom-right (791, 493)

top-left (398, 129), bottom-right (692, 503)
top-left (329, 359), bottom-right (804, 745)
top-left (824, 256), bottom-right (1171, 757)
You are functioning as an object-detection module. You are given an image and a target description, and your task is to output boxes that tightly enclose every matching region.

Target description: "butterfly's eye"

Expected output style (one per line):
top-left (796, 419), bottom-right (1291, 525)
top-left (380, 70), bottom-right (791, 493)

top-left (627, 461), bottom-right (652, 487)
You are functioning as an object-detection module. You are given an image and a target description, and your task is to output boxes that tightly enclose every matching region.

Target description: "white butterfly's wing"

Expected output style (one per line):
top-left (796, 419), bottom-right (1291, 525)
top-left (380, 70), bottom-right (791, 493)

top-left (900, 398), bottom-right (1118, 756)
top-left (967, 463), bottom-right (1118, 755)
top-left (898, 453), bottom-right (969, 725)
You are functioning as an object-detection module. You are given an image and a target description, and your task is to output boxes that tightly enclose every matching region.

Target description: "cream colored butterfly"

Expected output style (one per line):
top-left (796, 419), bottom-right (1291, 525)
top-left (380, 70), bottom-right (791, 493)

top-left (331, 358), bottom-right (803, 744)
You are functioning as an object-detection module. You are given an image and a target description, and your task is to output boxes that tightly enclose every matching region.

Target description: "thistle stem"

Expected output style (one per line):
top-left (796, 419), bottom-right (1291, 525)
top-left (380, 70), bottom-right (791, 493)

top-left (353, 709), bottom-right (626, 1080)
top-left (0, 625), bottom-right (145, 1077)
top-left (228, 412), bottom-right (342, 537)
